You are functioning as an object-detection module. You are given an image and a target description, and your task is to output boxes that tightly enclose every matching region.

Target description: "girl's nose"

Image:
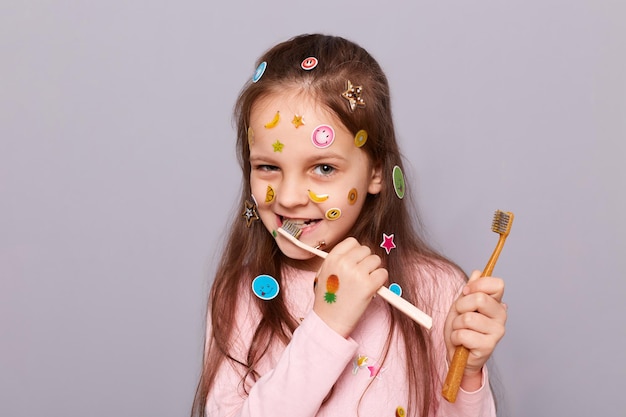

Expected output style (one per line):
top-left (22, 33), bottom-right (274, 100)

top-left (274, 177), bottom-right (309, 208)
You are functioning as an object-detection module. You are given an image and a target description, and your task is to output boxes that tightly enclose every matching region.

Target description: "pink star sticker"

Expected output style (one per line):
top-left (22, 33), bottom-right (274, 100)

top-left (380, 233), bottom-right (396, 255)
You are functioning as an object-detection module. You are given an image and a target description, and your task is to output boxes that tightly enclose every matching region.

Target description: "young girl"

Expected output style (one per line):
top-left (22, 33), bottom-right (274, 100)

top-left (192, 34), bottom-right (506, 417)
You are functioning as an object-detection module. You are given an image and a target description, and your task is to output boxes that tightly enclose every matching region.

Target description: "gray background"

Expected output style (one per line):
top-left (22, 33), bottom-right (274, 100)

top-left (1, 1), bottom-right (624, 416)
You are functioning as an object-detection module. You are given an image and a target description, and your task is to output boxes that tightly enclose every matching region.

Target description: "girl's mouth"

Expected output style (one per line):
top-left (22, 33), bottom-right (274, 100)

top-left (279, 216), bottom-right (321, 229)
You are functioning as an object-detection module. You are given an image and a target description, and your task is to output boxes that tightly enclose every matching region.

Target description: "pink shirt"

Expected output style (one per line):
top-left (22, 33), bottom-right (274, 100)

top-left (205, 265), bottom-right (496, 417)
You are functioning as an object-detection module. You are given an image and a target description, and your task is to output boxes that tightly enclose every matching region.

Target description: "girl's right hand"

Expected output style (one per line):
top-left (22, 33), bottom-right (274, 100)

top-left (313, 237), bottom-right (388, 338)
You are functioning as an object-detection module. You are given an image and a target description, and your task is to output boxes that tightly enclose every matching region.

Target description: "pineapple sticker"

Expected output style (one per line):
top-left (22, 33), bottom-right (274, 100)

top-left (324, 274), bottom-right (339, 303)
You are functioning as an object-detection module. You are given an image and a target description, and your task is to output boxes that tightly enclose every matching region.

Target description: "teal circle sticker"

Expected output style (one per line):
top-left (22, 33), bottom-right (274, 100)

top-left (252, 274), bottom-right (279, 300)
top-left (389, 283), bottom-right (402, 296)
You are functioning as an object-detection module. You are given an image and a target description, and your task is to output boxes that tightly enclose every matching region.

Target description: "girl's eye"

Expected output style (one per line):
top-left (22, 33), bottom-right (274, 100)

top-left (256, 164), bottom-right (280, 172)
top-left (314, 164), bottom-right (335, 176)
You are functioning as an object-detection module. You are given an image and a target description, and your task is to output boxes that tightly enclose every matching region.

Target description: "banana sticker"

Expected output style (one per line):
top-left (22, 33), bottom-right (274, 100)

top-left (308, 189), bottom-right (329, 203)
top-left (264, 111), bottom-right (280, 129)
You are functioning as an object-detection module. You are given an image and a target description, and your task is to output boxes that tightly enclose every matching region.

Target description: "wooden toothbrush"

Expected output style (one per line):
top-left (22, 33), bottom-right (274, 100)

top-left (277, 222), bottom-right (433, 330)
top-left (441, 210), bottom-right (514, 403)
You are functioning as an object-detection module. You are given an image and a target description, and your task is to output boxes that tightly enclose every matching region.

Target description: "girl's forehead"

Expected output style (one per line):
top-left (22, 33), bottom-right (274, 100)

top-left (251, 91), bottom-right (339, 125)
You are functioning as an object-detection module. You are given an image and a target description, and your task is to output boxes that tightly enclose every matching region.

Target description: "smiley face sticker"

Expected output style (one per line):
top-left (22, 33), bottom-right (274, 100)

top-left (252, 61), bottom-right (267, 83)
top-left (252, 274), bottom-right (279, 300)
top-left (311, 125), bottom-right (335, 148)
top-left (325, 208), bottom-right (342, 220)
top-left (301, 57), bottom-right (318, 70)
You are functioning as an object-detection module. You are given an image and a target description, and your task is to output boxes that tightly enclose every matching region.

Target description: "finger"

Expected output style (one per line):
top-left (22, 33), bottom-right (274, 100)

top-left (463, 277), bottom-right (505, 302)
top-left (451, 311), bottom-right (506, 336)
top-left (455, 292), bottom-right (508, 322)
top-left (328, 237), bottom-right (360, 255)
top-left (356, 253), bottom-right (382, 273)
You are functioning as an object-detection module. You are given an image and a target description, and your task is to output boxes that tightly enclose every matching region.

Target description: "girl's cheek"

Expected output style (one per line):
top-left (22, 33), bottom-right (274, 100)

top-left (322, 187), bottom-right (360, 221)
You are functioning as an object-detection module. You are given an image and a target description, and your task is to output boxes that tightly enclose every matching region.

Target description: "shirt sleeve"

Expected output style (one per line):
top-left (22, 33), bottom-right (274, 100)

top-left (205, 310), bottom-right (359, 417)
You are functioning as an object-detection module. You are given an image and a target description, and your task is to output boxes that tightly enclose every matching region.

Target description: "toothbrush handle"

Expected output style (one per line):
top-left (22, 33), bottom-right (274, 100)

top-left (442, 235), bottom-right (507, 403)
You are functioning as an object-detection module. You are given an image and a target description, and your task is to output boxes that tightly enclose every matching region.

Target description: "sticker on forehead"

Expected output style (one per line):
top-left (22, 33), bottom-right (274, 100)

top-left (247, 126), bottom-right (255, 146)
top-left (252, 61), bottom-right (267, 83)
top-left (252, 274), bottom-right (279, 300)
top-left (392, 165), bottom-right (405, 199)
top-left (272, 140), bottom-right (284, 152)
top-left (311, 125), bottom-right (335, 148)
top-left (301, 57), bottom-right (318, 70)
top-left (292, 114), bottom-right (305, 128)
top-left (265, 111), bottom-right (280, 129)
top-left (265, 185), bottom-right (275, 203)
top-left (354, 130), bottom-right (368, 148)
top-left (347, 188), bottom-right (358, 205)
top-left (325, 208), bottom-right (342, 220)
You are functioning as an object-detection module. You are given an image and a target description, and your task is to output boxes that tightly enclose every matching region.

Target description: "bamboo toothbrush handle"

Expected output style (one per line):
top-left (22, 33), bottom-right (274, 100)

top-left (442, 235), bottom-right (507, 403)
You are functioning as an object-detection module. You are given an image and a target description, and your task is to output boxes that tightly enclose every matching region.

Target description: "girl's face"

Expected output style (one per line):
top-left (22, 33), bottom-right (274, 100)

top-left (249, 91), bottom-right (382, 268)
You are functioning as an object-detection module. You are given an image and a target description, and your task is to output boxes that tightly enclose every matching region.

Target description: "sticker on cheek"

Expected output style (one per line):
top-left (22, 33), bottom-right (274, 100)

top-left (325, 208), bottom-right (342, 220)
top-left (311, 125), bottom-right (335, 148)
top-left (252, 274), bottom-right (279, 300)
top-left (354, 129), bottom-right (368, 147)
top-left (265, 185), bottom-right (275, 203)
top-left (347, 188), bottom-right (358, 205)
top-left (308, 189), bottom-right (329, 203)
top-left (324, 274), bottom-right (339, 303)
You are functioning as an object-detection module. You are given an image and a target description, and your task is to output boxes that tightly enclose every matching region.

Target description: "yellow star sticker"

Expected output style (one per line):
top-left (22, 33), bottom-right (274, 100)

top-left (291, 114), bottom-right (305, 128)
top-left (272, 140), bottom-right (284, 152)
top-left (341, 80), bottom-right (365, 111)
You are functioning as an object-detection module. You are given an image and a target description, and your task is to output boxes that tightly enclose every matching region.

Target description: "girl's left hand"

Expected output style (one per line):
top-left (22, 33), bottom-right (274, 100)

top-left (444, 270), bottom-right (507, 387)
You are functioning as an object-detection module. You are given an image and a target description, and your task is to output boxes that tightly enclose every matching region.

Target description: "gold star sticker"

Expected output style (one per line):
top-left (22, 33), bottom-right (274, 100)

top-left (341, 80), bottom-right (365, 111)
top-left (292, 114), bottom-right (305, 128)
top-left (241, 200), bottom-right (259, 227)
top-left (272, 140), bottom-right (284, 152)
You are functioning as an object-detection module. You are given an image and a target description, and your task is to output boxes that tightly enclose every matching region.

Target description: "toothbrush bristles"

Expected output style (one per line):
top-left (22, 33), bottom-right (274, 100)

top-left (281, 220), bottom-right (303, 239)
top-left (491, 210), bottom-right (514, 236)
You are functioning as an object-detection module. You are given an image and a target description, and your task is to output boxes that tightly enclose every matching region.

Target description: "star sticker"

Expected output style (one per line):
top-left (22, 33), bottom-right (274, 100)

top-left (242, 200), bottom-right (259, 227)
top-left (380, 233), bottom-right (396, 255)
top-left (341, 80), bottom-right (365, 111)
top-left (272, 140), bottom-right (284, 152)
top-left (291, 114), bottom-right (305, 128)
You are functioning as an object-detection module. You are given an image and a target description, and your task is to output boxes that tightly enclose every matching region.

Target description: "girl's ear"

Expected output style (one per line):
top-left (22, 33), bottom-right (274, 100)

top-left (367, 163), bottom-right (383, 195)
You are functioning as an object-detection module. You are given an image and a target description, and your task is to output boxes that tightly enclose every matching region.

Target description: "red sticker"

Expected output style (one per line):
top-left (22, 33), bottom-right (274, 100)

top-left (301, 57), bottom-right (318, 70)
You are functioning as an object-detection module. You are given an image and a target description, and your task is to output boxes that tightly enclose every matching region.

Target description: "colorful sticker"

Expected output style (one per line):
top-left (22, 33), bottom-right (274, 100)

top-left (389, 283), bottom-right (402, 296)
top-left (252, 61), bottom-right (267, 83)
top-left (265, 185), bottom-right (275, 202)
top-left (242, 200), bottom-right (259, 227)
top-left (392, 165), bottom-right (405, 199)
top-left (396, 406), bottom-right (406, 417)
top-left (292, 114), bottom-right (305, 128)
top-left (341, 80), bottom-right (366, 111)
top-left (311, 125), bottom-right (335, 148)
top-left (264, 111), bottom-right (280, 129)
top-left (347, 188), bottom-right (358, 205)
top-left (301, 57), bottom-right (318, 70)
top-left (324, 274), bottom-right (339, 303)
top-left (247, 126), bottom-right (254, 146)
top-left (354, 129), bottom-right (368, 147)
top-left (252, 274), bottom-right (279, 300)
top-left (352, 354), bottom-right (369, 374)
top-left (325, 208), bottom-right (342, 220)
top-left (367, 364), bottom-right (386, 379)
top-left (380, 233), bottom-right (396, 255)
top-left (308, 189), bottom-right (329, 203)
top-left (272, 140), bottom-right (284, 152)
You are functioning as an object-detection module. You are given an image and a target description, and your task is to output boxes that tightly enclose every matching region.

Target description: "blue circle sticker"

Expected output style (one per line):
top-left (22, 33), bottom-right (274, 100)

top-left (252, 61), bottom-right (267, 83)
top-left (389, 283), bottom-right (402, 296)
top-left (252, 274), bottom-right (279, 300)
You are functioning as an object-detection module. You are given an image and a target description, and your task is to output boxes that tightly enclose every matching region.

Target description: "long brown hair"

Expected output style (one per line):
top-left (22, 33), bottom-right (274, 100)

top-left (192, 34), bottom-right (462, 417)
